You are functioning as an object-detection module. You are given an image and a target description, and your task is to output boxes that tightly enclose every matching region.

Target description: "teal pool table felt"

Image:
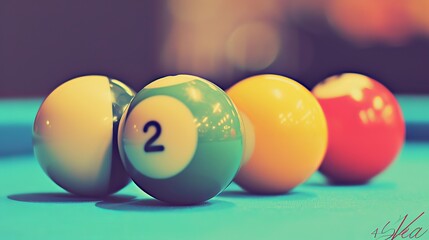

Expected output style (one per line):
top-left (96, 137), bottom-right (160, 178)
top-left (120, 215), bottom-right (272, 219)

top-left (1, 95), bottom-right (429, 239)
top-left (1, 143), bottom-right (429, 239)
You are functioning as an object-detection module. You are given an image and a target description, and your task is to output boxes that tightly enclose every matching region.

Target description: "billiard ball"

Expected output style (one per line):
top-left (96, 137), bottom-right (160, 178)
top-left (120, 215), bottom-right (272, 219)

top-left (227, 74), bottom-right (328, 194)
top-left (33, 75), bottom-right (135, 197)
top-left (312, 73), bottom-right (405, 184)
top-left (118, 74), bottom-right (243, 205)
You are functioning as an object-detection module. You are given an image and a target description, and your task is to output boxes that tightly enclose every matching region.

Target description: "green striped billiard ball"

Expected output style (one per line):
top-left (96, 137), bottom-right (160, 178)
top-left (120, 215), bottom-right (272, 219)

top-left (33, 75), bottom-right (135, 197)
top-left (118, 75), bottom-right (243, 205)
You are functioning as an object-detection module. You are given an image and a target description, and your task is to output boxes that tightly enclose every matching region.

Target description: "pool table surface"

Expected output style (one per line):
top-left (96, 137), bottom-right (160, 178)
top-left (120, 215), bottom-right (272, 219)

top-left (1, 95), bottom-right (429, 240)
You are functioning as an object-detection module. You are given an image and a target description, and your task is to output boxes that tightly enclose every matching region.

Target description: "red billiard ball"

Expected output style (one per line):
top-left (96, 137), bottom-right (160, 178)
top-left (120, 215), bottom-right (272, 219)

top-left (312, 73), bottom-right (405, 184)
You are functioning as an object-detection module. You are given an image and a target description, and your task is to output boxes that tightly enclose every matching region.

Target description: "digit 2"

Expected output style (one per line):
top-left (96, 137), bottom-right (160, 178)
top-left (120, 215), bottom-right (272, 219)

top-left (143, 121), bottom-right (165, 152)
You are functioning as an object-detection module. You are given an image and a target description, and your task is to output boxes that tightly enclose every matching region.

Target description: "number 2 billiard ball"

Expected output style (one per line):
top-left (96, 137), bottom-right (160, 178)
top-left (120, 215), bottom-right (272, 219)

top-left (33, 75), bottom-right (135, 197)
top-left (312, 73), bottom-right (405, 184)
top-left (118, 74), bottom-right (243, 205)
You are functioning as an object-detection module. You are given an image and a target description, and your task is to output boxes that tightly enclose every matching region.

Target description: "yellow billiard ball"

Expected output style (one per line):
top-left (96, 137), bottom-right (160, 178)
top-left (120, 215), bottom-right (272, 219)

top-left (227, 74), bottom-right (328, 194)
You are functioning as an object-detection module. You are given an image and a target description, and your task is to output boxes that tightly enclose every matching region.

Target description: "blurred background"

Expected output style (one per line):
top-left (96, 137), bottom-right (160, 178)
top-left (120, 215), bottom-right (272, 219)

top-left (1, 0), bottom-right (428, 97)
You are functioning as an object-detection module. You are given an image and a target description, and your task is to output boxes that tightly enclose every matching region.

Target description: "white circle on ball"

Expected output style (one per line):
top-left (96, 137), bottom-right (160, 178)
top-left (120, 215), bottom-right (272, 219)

top-left (122, 95), bottom-right (198, 179)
